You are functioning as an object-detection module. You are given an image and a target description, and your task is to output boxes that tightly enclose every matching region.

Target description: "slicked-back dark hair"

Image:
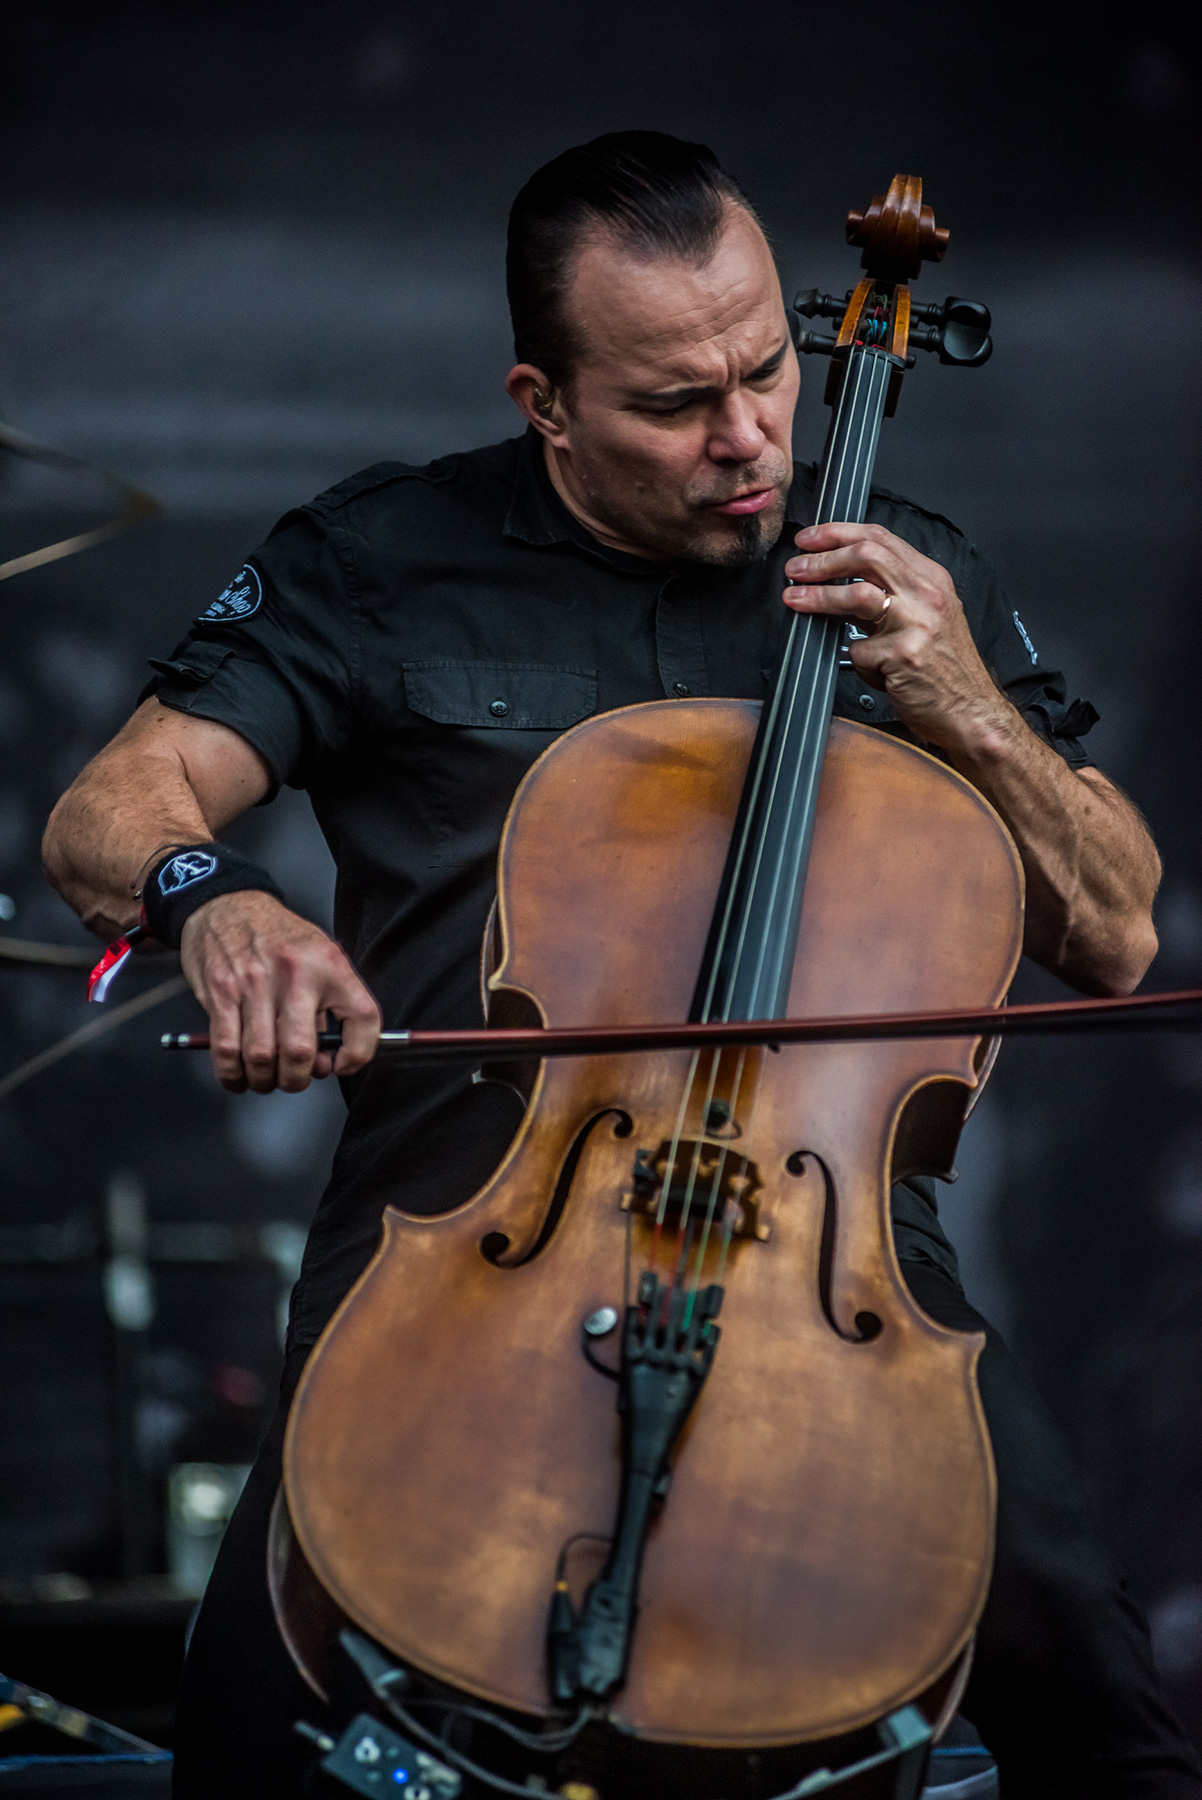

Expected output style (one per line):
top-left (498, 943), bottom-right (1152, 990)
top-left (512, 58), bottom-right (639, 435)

top-left (507, 131), bottom-right (760, 390)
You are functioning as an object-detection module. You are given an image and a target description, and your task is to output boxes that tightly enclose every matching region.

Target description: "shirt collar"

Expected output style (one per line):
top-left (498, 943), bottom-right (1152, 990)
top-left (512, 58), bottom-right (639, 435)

top-left (503, 423), bottom-right (819, 573)
top-left (503, 426), bottom-right (659, 576)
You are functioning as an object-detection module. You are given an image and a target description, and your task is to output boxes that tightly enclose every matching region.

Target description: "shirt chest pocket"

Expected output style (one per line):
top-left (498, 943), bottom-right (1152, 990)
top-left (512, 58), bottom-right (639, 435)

top-left (401, 659), bottom-right (597, 730)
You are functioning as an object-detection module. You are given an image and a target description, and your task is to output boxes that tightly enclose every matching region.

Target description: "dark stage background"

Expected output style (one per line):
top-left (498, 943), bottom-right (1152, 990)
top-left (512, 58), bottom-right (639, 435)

top-left (1, 0), bottom-right (1199, 1747)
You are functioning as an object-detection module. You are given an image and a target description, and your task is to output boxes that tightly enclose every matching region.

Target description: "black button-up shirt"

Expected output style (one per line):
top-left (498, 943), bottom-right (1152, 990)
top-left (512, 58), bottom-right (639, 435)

top-left (149, 427), bottom-right (1097, 1346)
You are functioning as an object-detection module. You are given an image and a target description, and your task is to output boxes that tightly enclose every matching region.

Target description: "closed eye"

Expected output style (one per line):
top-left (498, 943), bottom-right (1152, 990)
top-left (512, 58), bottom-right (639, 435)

top-left (746, 343), bottom-right (789, 385)
top-left (630, 340), bottom-right (791, 415)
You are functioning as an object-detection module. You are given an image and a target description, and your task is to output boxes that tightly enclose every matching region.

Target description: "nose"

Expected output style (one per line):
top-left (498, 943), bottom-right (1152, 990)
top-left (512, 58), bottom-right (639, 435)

top-left (706, 390), bottom-right (768, 465)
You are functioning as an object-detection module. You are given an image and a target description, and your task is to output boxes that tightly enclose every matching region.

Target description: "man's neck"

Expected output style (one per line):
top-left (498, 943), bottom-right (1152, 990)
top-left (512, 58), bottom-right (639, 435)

top-left (541, 437), bottom-right (671, 564)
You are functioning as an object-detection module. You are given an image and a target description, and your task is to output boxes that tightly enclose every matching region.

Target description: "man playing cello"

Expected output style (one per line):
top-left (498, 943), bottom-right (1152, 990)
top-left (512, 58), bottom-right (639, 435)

top-left (44, 133), bottom-right (1198, 1796)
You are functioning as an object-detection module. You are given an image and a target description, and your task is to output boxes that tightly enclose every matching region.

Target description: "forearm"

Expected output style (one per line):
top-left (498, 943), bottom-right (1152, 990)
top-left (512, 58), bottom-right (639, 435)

top-left (782, 525), bottom-right (1161, 997)
top-left (946, 702), bottom-right (1160, 995)
top-left (44, 757), bottom-right (209, 939)
top-left (43, 700), bottom-right (266, 939)
top-left (43, 699), bottom-right (377, 1091)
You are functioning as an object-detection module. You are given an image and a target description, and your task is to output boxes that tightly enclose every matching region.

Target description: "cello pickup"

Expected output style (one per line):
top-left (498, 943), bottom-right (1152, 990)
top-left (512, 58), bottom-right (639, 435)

top-left (623, 1141), bottom-right (769, 1241)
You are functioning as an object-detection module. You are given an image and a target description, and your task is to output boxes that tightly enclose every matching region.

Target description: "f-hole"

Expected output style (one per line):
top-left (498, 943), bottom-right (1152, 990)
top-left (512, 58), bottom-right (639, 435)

top-left (813, 1155), bottom-right (882, 1343)
top-left (479, 1110), bottom-right (633, 1267)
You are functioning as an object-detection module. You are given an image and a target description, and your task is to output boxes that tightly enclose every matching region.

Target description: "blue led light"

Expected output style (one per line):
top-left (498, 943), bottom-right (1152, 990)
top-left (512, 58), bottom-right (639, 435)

top-left (391, 1770), bottom-right (409, 1784)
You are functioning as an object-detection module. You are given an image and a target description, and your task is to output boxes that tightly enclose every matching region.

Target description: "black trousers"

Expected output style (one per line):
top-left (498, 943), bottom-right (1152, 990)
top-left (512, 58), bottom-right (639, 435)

top-left (172, 1259), bottom-right (1202, 1798)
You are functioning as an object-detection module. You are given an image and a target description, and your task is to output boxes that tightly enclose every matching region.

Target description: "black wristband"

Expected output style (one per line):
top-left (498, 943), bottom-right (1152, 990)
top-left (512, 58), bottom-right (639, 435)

top-left (141, 842), bottom-right (284, 949)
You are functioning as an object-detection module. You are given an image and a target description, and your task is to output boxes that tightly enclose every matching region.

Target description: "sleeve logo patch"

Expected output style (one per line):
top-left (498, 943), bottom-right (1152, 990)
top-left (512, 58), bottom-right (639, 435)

top-left (198, 564), bottom-right (263, 624)
top-left (1012, 610), bottom-right (1038, 665)
top-left (159, 850), bottom-right (218, 895)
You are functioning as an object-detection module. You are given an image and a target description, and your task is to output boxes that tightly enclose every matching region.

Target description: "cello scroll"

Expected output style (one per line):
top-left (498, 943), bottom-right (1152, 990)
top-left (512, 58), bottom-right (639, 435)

top-left (792, 173), bottom-right (991, 414)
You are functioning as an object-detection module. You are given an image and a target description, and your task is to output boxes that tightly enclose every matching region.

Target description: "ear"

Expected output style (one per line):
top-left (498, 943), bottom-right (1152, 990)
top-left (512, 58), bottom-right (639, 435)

top-left (505, 364), bottom-right (569, 443)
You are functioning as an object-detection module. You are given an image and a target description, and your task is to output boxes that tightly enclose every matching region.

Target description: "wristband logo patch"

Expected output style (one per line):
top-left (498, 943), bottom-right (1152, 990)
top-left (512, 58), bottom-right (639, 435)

top-left (198, 564), bottom-right (263, 624)
top-left (159, 851), bottom-right (219, 895)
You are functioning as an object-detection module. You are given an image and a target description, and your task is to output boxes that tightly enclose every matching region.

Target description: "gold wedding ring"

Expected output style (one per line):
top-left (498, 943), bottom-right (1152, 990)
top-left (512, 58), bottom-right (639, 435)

top-left (866, 594), bottom-right (892, 633)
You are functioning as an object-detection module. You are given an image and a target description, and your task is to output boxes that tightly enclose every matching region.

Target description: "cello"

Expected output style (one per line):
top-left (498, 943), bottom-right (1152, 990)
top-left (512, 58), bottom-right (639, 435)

top-left (274, 175), bottom-right (1013, 1797)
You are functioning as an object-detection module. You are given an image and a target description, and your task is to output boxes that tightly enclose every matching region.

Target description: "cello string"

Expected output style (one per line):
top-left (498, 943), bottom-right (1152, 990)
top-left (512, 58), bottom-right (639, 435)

top-left (720, 341), bottom-right (877, 1017)
top-left (690, 319), bottom-right (876, 1023)
top-left (684, 1046), bottom-right (754, 1313)
top-left (651, 499), bottom-right (837, 1280)
top-left (653, 1044), bottom-right (744, 1303)
top-left (659, 342), bottom-right (877, 1299)
top-left (648, 320), bottom-right (890, 1308)
top-left (668, 1043), bottom-right (735, 1295)
top-left (708, 295), bottom-right (888, 1022)
top-left (720, 618), bottom-right (816, 1016)
top-left (734, 344), bottom-right (889, 1012)
top-left (679, 343), bottom-right (889, 1298)
top-left (729, 337), bottom-right (878, 1007)
top-left (688, 335), bottom-right (862, 1023)
top-left (670, 1049), bottom-right (723, 1232)
top-left (647, 1047), bottom-right (704, 1286)
top-left (710, 1060), bottom-right (760, 1292)
top-left (712, 361), bottom-right (863, 1015)
top-left (691, 609), bottom-right (800, 1024)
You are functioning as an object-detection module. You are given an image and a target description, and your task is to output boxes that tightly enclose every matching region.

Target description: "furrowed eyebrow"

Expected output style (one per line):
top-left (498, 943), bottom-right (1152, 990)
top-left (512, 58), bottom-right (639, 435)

top-left (629, 339), bottom-right (790, 407)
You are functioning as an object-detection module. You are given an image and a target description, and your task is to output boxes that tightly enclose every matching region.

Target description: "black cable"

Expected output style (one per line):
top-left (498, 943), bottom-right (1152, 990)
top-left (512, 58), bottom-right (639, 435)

top-left (389, 1690), bottom-right (921, 1800)
top-left (376, 1690), bottom-right (569, 1799)
top-left (580, 1332), bottom-right (620, 1379)
top-left (384, 1670), bottom-right (919, 1800)
top-left (554, 1531), bottom-right (611, 1584)
top-left (402, 1693), bottom-right (591, 1755)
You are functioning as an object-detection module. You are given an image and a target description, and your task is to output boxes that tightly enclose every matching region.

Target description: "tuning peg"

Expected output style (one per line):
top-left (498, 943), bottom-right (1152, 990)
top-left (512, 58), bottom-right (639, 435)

top-left (909, 295), bottom-right (992, 330)
top-left (908, 297), bottom-right (992, 367)
top-left (792, 326), bottom-right (839, 356)
top-left (790, 290), bottom-right (845, 354)
top-left (792, 288), bottom-right (847, 322)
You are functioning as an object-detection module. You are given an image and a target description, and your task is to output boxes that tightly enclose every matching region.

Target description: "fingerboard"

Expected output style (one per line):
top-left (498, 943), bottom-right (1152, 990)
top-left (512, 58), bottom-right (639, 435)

top-left (692, 338), bottom-right (898, 1025)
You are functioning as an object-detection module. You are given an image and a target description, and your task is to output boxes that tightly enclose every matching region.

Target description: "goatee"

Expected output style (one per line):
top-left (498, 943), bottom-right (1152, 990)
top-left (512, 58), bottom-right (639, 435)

top-left (688, 507), bottom-right (780, 569)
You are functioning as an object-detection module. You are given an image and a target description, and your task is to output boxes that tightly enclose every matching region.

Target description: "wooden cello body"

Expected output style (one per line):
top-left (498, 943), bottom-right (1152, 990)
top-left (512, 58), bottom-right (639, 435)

top-left (277, 176), bottom-right (1016, 1785)
top-left (283, 708), bottom-right (1020, 1742)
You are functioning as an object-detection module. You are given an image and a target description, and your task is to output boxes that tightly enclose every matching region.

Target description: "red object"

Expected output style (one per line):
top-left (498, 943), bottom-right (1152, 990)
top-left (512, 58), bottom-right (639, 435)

top-left (87, 920), bottom-right (148, 1002)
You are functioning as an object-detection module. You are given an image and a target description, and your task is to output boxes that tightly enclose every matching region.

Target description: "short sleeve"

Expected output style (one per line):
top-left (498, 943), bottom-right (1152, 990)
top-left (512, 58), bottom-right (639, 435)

top-left (144, 507), bottom-right (359, 795)
top-left (953, 540), bottom-right (1099, 769)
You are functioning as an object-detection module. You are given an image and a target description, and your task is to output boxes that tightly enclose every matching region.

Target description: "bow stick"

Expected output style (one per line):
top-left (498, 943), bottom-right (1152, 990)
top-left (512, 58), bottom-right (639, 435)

top-left (161, 985), bottom-right (1202, 1062)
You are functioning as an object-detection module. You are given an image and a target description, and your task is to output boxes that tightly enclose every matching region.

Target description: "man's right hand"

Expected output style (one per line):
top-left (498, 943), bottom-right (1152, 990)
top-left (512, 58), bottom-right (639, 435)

top-left (180, 890), bottom-right (381, 1093)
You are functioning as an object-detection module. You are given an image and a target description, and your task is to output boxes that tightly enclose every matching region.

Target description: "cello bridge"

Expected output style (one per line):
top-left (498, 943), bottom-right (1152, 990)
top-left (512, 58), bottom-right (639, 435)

top-left (623, 1141), bottom-right (769, 1241)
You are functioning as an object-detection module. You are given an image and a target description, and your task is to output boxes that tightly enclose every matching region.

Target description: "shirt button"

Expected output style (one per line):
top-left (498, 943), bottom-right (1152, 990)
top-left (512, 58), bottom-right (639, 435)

top-left (673, 681), bottom-right (690, 697)
top-left (489, 699), bottom-right (510, 717)
top-left (858, 694), bottom-right (877, 712)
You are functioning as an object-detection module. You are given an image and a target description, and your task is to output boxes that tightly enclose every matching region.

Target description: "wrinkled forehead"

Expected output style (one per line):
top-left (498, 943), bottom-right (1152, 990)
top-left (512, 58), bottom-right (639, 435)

top-left (566, 205), bottom-right (785, 387)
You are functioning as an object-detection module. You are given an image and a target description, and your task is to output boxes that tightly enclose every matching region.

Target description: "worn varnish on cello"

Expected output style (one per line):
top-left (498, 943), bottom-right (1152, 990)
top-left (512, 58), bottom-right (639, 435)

top-left (277, 176), bottom-right (1013, 1775)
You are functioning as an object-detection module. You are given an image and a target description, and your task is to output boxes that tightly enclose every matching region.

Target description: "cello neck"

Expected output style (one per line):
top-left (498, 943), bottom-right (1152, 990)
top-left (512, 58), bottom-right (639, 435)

top-left (691, 312), bottom-right (900, 1027)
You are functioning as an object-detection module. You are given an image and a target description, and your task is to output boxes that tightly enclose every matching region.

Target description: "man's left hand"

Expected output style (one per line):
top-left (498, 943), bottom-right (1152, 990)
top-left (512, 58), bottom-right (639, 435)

top-left (783, 521), bottom-right (1007, 754)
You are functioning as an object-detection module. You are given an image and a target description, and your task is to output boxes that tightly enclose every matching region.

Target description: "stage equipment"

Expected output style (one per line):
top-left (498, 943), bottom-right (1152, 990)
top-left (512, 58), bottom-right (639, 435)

top-left (0, 394), bottom-right (168, 1058)
top-left (0, 1193), bottom-right (303, 1583)
top-left (167, 1464), bottom-right (251, 1598)
top-left (0, 1671), bottom-right (167, 1758)
top-left (0, 1669), bottom-right (171, 1795)
top-left (0, 975), bottom-right (187, 1103)
top-left (296, 1697), bottom-right (462, 1798)
top-left (0, 420), bottom-right (159, 583)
